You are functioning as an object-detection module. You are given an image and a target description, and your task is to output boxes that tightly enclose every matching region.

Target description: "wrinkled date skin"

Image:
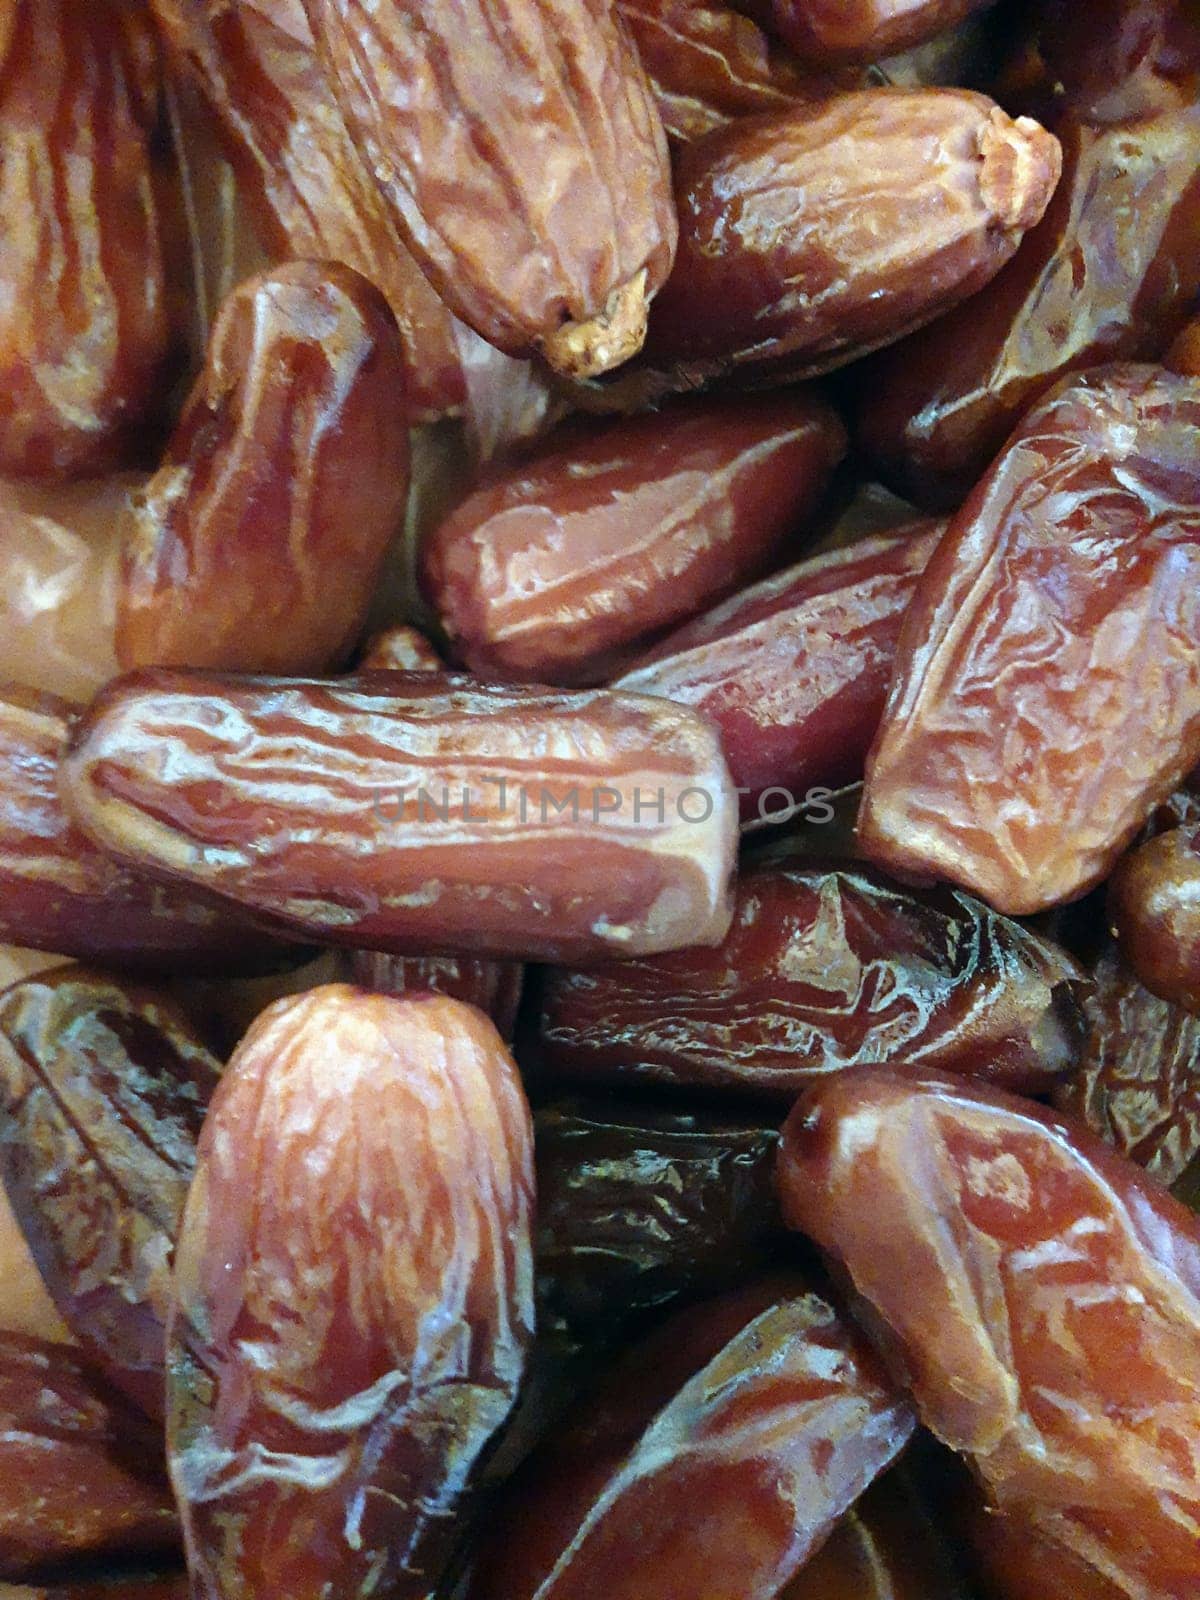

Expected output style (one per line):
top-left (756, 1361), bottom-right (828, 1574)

top-left (535, 1099), bottom-right (783, 1342)
top-left (616, 522), bottom-right (942, 820)
top-left (300, 0), bottom-right (677, 379)
top-left (1109, 827), bottom-right (1200, 1014)
top-left (540, 861), bottom-right (1086, 1101)
top-left (117, 262), bottom-right (411, 675)
top-left (860, 366), bottom-right (1200, 915)
top-left (0, 0), bottom-right (172, 480)
top-left (0, 684), bottom-right (282, 969)
top-left (761, 0), bottom-right (997, 64)
top-left (0, 967), bottom-right (221, 1420)
top-left (1055, 949), bottom-right (1200, 1185)
top-left (471, 1274), bottom-right (915, 1599)
top-left (637, 89), bottom-right (1060, 387)
top-left (167, 987), bottom-right (534, 1600)
top-left (346, 949), bottom-right (524, 1043)
top-left (779, 1069), bottom-right (1200, 1598)
top-left (60, 669), bottom-right (738, 963)
top-left (422, 393), bottom-right (847, 687)
top-left (0, 1333), bottom-right (179, 1579)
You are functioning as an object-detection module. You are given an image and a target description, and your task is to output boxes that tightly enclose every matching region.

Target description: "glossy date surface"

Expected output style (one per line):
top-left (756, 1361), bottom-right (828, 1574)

top-left (1109, 825), bottom-right (1200, 1014)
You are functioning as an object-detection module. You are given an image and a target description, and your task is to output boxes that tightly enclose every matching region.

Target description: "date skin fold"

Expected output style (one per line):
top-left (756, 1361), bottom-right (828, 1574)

top-left (778, 1069), bottom-right (1200, 1599)
top-left (117, 261), bottom-right (411, 676)
top-left (540, 861), bottom-right (1086, 1102)
top-left (616, 522), bottom-right (942, 820)
top-left (859, 365), bottom-right (1200, 916)
top-left (166, 987), bottom-right (534, 1600)
top-left (0, 967), bottom-right (221, 1420)
top-left (60, 669), bottom-right (738, 964)
top-left (300, 0), bottom-right (677, 378)
top-left (471, 1274), bottom-right (915, 1600)
top-left (346, 950), bottom-right (524, 1043)
top-left (757, 0), bottom-right (997, 64)
top-left (0, 0), bottom-right (172, 480)
top-left (422, 394), bottom-right (847, 687)
top-left (637, 89), bottom-right (1061, 387)
top-left (1109, 826), bottom-right (1200, 1014)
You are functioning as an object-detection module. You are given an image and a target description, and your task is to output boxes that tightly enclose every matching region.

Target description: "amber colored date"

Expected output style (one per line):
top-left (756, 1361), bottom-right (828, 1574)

top-left (117, 262), bottom-right (410, 675)
top-left (0, 684), bottom-right (281, 968)
top-left (762, 0), bottom-right (997, 63)
top-left (0, 1334), bottom-right (178, 1579)
top-left (422, 394), bottom-right (846, 686)
top-left (0, 967), bottom-right (221, 1419)
top-left (779, 1068), bottom-right (1200, 1598)
top-left (167, 987), bottom-right (534, 1600)
top-left (0, 0), bottom-right (172, 479)
top-left (638, 89), bottom-right (1060, 386)
top-left (616, 522), bottom-right (942, 820)
top-left (61, 669), bottom-right (738, 963)
top-left (347, 950), bottom-right (524, 1043)
top-left (859, 365), bottom-right (1200, 915)
top-left (1108, 826), bottom-right (1200, 1015)
top-left (540, 861), bottom-right (1085, 1101)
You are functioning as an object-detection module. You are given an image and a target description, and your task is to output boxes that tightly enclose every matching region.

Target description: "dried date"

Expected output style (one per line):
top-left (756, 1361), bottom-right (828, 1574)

top-left (859, 365), bottom-right (1200, 914)
top-left (761, 0), bottom-right (998, 64)
top-left (1109, 825), bottom-right (1200, 1014)
top-left (347, 950), bottom-right (524, 1043)
top-left (0, 966), bottom-right (221, 1419)
top-left (358, 626), bottom-right (443, 673)
top-left (0, 1181), bottom-right (71, 1345)
top-left (421, 394), bottom-right (846, 686)
top-left (0, 1582), bottom-right (188, 1600)
top-left (167, 986), bottom-right (534, 1600)
top-left (540, 861), bottom-right (1086, 1101)
top-left (60, 669), bottom-right (738, 963)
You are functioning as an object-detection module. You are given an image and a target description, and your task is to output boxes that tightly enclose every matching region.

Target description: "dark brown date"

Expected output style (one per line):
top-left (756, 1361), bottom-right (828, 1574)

top-left (540, 861), bottom-right (1086, 1101)
top-left (422, 394), bottom-right (846, 686)
top-left (0, 1581), bottom-right (188, 1600)
top-left (346, 949), bottom-right (524, 1043)
top-left (167, 986), bottom-right (534, 1600)
top-left (117, 261), bottom-right (411, 675)
top-left (1109, 825), bottom-right (1200, 1014)
top-left (778, 1068), bottom-right (1200, 1599)
top-left (859, 365), bottom-right (1200, 914)
top-left (0, 967), bottom-right (220, 1420)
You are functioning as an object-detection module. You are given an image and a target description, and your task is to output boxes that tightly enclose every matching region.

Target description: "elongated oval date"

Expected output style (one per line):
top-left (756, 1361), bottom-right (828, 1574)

top-left (358, 626), bottom-right (443, 673)
top-left (616, 522), bottom-right (942, 820)
top-left (422, 394), bottom-right (846, 687)
top-left (0, 0), bottom-right (172, 480)
top-left (472, 1273), bottom-right (914, 1599)
top-left (779, 1068), bottom-right (1200, 1598)
top-left (61, 670), bottom-right (738, 963)
top-left (535, 1099), bottom-right (782, 1342)
top-left (167, 986), bottom-right (534, 1600)
top-left (0, 1333), bottom-right (178, 1579)
top-left (0, 967), bottom-right (221, 1420)
top-left (0, 684), bottom-right (281, 968)
top-left (859, 365), bottom-right (1200, 915)
top-left (347, 950), bottom-right (524, 1042)
top-left (117, 262), bottom-right (410, 675)
top-left (638, 89), bottom-right (1060, 386)
top-left (301, 0), bottom-right (676, 379)
top-left (541, 861), bottom-right (1085, 1101)
top-left (1109, 826), bottom-right (1200, 1014)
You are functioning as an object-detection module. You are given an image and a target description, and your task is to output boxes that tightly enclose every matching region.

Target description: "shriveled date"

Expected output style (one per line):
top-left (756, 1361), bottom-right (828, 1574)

top-left (300, 0), bottom-right (676, 378)
top-left (167, 987), bottom-right (534, 1600)
top-left (778, 1069), bottom-right (1200, 1598)
top-left (541, 862), bottom-right (1086, 1101)
top-left (0, 967), bottom-right (221, 1419)
top-left (60, 670), bottom-right (738, 963)
top-left (117, 262), bottom-right (410, 675)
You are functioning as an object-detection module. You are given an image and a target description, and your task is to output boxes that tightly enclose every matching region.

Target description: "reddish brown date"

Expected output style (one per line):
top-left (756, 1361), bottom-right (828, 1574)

top-left (616, 522), bottom-right (942, 821)
top-left (1109, 826), bottom-right (1200, 1014)
top-left (347, 950), bottom-right (524, 1042)
top-left (0, 1334), bottom-right (178, 1579)
top-left (471, 1274), bottom-right (914, 1599)
top-left (167, 987), bottom-right (534, 1600)
top-left (760, 0), bottom-right (997, 64)
top-left (60, 669), bottom-right (738, 963)
top-left (540, 861), bottom-right (1085, 1101)
top-left (0, 683), bottom-right (281, 969)
top-left (117, 262), bottom-right (410, 675)
top-left (358, 626), bottom-right (443, 673)
top-left (0, 967), bottom-right (221, 1420)
top-left (0, 0), bottom-right (172, 479)
top-left (779, 1068), bottom-right (1200, 1598)
top-left (1167, 315), bottom-right (1200, 377)
top-left (860, 365), bottom-right (1200, 915)
top-left (422, 394), bottom-right (846, 686)
top-left (959, 1496), bottom-right (1130, 1600)
top-left (301, 0), bottom-right (676, 379)
top-left (637, 89), bottom-right (1060, 387)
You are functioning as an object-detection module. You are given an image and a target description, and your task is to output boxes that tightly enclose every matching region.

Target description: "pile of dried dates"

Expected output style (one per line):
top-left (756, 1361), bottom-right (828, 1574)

top-left (0, 0), bottom-right (1199, 1596)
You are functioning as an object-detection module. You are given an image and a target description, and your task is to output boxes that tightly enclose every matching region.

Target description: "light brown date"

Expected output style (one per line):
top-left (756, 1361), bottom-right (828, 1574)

top-left (167, 986), bottom-right (534, 1600)
top-left (117, 262), bottom-right (411, 675)
top-left (60, 670), bottom-right (739, 963)
top-left (0, 0), bottom-right (172, 479)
